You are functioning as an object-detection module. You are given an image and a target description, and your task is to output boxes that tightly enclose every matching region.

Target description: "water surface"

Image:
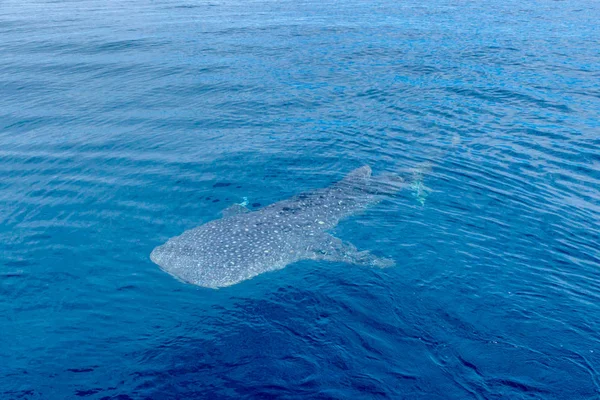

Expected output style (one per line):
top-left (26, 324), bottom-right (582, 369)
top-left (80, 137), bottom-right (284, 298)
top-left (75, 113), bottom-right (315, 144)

top-left (1, 0), bottom-right (600, 398)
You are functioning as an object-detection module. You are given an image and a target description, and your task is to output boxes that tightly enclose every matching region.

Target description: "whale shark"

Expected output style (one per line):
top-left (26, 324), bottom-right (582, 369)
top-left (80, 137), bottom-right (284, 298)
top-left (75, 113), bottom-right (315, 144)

top-left (150, 166), bottom-right (406, 288)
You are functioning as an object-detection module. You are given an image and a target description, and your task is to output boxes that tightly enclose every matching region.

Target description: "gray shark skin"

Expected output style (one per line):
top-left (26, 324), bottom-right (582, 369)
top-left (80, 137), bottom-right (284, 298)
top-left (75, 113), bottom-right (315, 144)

top-left (150, 166), bottom-right (404, 288)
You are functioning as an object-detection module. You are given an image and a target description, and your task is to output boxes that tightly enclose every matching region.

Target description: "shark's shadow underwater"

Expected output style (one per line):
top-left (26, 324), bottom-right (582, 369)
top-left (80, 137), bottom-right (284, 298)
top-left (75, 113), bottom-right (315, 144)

top-left (150, 166), bottom-right (408, 288)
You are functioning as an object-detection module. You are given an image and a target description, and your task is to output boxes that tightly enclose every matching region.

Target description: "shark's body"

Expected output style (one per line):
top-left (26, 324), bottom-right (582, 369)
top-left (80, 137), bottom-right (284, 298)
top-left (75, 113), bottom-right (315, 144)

top-left (150, 166), bottom-right (404, 288)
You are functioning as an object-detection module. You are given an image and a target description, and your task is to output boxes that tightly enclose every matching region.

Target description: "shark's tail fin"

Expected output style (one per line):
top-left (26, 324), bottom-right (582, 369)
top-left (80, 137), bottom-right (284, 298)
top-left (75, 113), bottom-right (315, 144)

top-left (407, 133), bottom-right (461, 206)
top-left (408, 162), bottom-right (434, 206)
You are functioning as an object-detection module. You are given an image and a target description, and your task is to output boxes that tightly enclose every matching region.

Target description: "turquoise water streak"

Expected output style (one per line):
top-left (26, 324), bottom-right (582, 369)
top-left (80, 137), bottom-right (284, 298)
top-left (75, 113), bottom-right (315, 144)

top-left (1, 0), bottom-right (599, 398)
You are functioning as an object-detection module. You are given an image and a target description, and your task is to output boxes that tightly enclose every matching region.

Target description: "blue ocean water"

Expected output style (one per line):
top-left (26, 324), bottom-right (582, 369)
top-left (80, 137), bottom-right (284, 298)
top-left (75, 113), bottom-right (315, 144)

top-left (2, 0), bottom-right (600, 398)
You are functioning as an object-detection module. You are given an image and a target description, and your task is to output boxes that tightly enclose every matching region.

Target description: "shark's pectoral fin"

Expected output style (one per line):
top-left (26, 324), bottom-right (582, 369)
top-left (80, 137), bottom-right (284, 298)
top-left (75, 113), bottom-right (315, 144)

top-left (310, 234), bottom-right (395, 268)
top-left (221, 204), bottom-right (250, 218)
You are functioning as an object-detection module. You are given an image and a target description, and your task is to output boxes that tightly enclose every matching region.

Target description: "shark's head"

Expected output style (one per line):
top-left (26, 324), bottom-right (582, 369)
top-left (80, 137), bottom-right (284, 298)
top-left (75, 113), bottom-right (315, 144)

top-left (151, 238), bottom-right (238, 288)
top-left (150, 242), bottom-right (197, 284)
top-left (149, 244), bottom-right (166, 267)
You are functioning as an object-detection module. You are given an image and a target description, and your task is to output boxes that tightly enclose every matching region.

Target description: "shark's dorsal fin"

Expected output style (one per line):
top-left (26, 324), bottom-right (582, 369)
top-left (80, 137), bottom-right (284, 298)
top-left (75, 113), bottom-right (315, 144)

top-left (221, 204), bottom-right (250, 218)
top-left (340, 165), bottom-right (372, 185)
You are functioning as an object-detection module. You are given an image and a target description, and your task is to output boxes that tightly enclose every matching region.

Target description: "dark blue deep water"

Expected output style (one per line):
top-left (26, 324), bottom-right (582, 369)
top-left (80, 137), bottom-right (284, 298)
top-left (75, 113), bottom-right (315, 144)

top-left (2, 0), bottom-right (600, 398)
